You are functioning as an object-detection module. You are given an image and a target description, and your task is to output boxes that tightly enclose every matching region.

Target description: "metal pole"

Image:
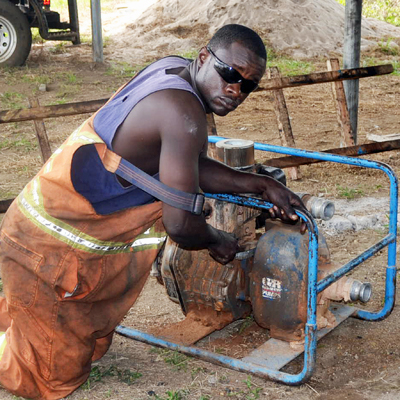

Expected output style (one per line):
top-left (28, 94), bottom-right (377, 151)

top-left (90, 0), bottom-right (103, 63)
top-left (343, 0), bottom-right (363, 144)
top-left (68, 0), bottom-right (80, 44)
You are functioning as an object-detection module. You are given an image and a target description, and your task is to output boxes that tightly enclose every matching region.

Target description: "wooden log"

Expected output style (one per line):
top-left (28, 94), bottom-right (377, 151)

top-left (343, 0), bottom-right (363, 143)
top-left (29, 97), bottom-right (52, 163)
top-left (0, 98), bottom-right (108, 124)
top-left (327, 59), bottom-right (355, 148)
top-left (267, 67), bottom-right (301, 180)
top-left (263, 139), bottom-right (400, 169)
top-left (257, 64), bottom-right (393, 92)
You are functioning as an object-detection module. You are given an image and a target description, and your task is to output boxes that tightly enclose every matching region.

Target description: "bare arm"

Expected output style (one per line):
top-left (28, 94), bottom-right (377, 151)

top-left (113, 89), bottom-right (239, 264)
top-left (157, 93), bottom-right (240, 262)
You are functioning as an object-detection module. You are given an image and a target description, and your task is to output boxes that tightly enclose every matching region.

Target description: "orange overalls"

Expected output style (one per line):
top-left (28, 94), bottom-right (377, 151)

top-left (0, 115), bottom-right (166, 399)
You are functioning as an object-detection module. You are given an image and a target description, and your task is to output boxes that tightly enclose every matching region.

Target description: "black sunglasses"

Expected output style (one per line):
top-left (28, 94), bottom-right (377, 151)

top-left (206, 46), bottom-right (259, 94)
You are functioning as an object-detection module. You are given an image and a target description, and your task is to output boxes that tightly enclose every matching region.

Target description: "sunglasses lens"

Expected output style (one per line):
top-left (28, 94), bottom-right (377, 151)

top-left (241, 80), bottom-right (258, 94)
top-left (213, 62), bottom-right (239, 83)
top-left (213, 56), bottom-right (258, 94)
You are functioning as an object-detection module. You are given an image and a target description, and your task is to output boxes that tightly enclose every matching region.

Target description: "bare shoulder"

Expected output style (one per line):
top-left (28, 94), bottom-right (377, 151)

top-left (147, 89), bottom-right (207, 138)
top-left (113, 88), bottom-right (208, 172)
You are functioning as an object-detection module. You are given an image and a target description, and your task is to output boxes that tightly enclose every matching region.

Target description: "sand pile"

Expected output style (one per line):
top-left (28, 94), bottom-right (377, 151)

top-left (105, 0), bottom-right (400, 63)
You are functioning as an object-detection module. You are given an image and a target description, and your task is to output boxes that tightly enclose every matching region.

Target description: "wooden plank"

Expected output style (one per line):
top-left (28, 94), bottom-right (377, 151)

top-left (263, 139), bottom-right (400, 169)
top-left (257, 64), bottom-right (393, 92)
top-left (0, 98), bottom-right (108, 124)
top-left (267, 67), bottom-right (301, 180)
top-left (29, 98), bottom-right (52, 163)
top-left (327, 59), bottom-right (355, 147)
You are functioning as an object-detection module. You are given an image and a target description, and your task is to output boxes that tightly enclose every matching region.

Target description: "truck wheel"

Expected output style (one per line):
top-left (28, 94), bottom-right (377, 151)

top-left (0, 0), bottom-right (32, 67)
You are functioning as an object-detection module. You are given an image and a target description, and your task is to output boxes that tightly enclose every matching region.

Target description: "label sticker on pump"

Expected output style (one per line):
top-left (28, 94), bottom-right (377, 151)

top-left (262, 277), bottom-right (282, 299)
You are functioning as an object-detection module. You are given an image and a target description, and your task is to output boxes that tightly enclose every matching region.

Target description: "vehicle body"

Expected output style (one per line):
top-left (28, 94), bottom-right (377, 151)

top-left (0, 0), bottom-right (80, 66)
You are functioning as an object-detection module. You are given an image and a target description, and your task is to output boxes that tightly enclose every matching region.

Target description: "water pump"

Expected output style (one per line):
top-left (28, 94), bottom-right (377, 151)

top-left (150, 139), bottom-right (372, 345)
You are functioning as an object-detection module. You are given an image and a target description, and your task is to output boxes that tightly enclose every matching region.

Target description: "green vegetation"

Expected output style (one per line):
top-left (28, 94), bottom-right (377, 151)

top-left (378, 37), bottom-right (399, 55)
top-left (0, 137), bottom-right (37, 152)
top-left (21, 73), bottom-right (51, 85)
top-left (337, 185), bottom-right (365, 199)
top-left (238, 315), bottom-right (255, 334)
top-left (191, 366), bottom-right (207, 378)
top-left (106, 61), bottom-right (147, 78)
top-left (151, 348), bottom-right (189, 371)
top-left (49, 42), bottom-right (69, 54)
top-left (154, 390), bottom-right (190, 400)
top-left (268, 54), bottom-right (315, 76)
top-left (335, 0), bottom-right (400, 26)
top-left (226, 376), bottom-right (262, 399)
top-left (81, 364), bottom-right (142, 390)
top-left (31, 28), bottom-right (44, 44)
top-left (0, 92), bottom-right (26, 110)
top-left (179, 49), bottom-right (199, 60)
top-left (243, 376), bottom-right (262, 399)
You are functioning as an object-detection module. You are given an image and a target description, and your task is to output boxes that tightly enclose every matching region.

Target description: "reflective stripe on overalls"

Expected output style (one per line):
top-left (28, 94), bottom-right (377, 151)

top-left (0, 116), bottom-right (166, 400)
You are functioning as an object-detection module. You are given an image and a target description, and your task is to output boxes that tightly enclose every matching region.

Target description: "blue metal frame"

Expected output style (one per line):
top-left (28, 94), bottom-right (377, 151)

top-left (116, 137), bottom-right (398, 385)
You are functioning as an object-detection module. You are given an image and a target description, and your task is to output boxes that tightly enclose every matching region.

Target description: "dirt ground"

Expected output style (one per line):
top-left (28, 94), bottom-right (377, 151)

top-left (0, 24), bottom-right (400, 400)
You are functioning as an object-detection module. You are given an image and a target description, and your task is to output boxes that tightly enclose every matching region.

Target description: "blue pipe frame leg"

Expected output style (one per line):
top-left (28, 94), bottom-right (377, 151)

top-left (115, 139), bottom-right (397, 385)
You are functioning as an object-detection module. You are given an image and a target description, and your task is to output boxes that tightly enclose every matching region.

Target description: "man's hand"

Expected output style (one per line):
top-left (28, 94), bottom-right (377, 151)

top-left (261, 176), bottom-right (307, 234)
top-left (208, 229), bottom-right (239, 264)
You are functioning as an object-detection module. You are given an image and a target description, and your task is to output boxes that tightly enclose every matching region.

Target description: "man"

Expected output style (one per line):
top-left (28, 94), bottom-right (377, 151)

top-left (0, 24), bottom-right (306, 399)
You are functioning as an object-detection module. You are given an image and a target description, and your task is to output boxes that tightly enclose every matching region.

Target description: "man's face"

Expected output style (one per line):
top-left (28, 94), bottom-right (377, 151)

top-left (196, 42), bottom-right (266, 116)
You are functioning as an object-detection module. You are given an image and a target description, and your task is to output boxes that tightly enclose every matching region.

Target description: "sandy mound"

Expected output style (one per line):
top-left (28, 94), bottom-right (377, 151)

top-left (105, 0), bottom-right (400, 63)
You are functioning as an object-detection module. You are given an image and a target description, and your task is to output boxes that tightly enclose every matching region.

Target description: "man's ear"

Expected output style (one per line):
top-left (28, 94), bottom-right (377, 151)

top-left (198, 47), bottom-right (209, 67)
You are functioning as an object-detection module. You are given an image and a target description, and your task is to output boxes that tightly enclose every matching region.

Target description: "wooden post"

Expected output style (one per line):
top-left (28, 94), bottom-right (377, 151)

top-left (91, 0), bottom-right (103, 63)
top-left (267, 67), bottom-right (301, 180)
top-left (28, 98), bottom-right (52, 163)
top-left (327, 58), bottom-right (355, 148)
top-left (343, 0), bottom-right (363, 144)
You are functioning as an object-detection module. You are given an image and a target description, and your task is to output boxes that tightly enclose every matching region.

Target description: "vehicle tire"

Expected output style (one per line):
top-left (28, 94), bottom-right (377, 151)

top-left (0, 0), bottom-right (32, 67)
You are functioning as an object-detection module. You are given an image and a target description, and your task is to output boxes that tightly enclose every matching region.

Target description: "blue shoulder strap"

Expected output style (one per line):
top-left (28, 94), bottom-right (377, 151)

top-left (115, 157), bottom-right (205, 215)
